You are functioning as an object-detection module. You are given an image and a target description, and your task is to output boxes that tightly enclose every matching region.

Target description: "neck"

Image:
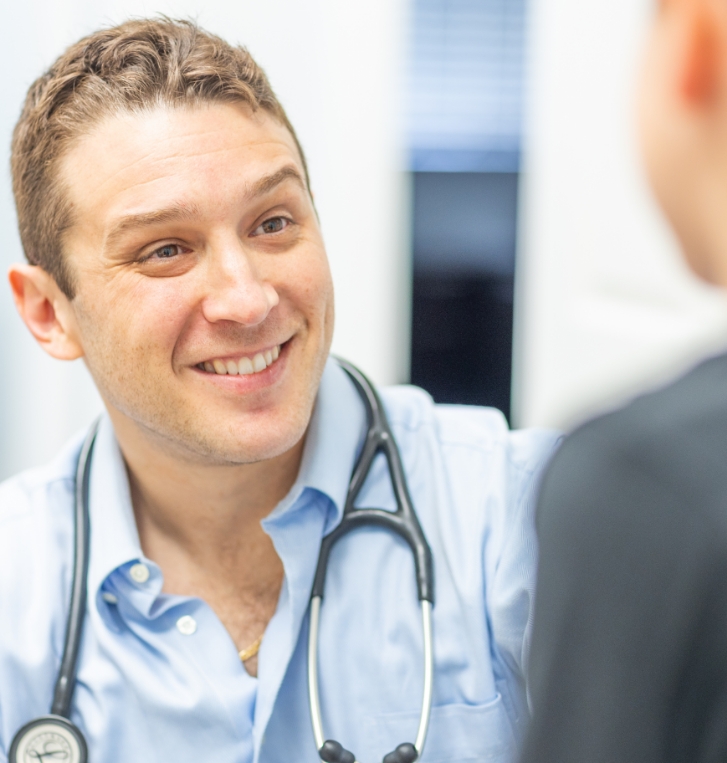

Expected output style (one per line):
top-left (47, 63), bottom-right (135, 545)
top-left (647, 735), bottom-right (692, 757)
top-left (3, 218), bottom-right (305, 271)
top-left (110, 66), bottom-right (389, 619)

top-left (105, 411), bottom-right (305, 677)
top-left (109, 409), bottom-right (304, 589)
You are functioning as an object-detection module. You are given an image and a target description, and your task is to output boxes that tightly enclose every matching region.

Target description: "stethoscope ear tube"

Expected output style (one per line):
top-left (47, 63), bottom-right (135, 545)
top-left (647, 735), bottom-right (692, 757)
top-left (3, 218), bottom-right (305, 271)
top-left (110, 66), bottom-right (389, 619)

top-left (9, 421), bottom-right (100, 762)
top-left (308, 360), bottom-right (435, 763)
top-left (52, 419), bottom-right (99, 717)
top-left (307, 597), bottom-right (434, 763)
top-left (319, 358), bottom-right (434, 604)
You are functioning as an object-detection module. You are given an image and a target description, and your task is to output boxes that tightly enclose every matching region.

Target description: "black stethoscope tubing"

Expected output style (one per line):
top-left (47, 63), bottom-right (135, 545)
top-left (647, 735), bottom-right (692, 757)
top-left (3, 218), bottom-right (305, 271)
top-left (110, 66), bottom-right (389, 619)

top-left (9, 361), bottom-right (435, 763)
top-left (311, 360), bottom-right (434, 603)
top-left (53, 417), bottom-right (98, 717)
top-left (8, 419), bottom-right (99, 763)
top-left (309, 359), bottom-right (434, 763)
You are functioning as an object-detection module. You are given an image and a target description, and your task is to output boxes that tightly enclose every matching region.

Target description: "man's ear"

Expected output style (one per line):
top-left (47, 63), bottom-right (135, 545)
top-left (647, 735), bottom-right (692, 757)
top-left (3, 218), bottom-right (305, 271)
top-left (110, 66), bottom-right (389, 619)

top-left (8, 264), bottom-right (84, 360)
top-left (675, 0), bottom-right (724, 106)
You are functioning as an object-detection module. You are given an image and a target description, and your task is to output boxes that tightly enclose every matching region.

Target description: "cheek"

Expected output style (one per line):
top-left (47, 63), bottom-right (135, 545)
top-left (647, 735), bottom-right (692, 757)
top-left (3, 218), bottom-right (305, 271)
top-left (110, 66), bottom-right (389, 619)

top-left (638, 49), bottom-right (671, 203)
top-left (76, 277), bottom-right (193, 364)
top-left (286, 250), bottom-right (334, 318)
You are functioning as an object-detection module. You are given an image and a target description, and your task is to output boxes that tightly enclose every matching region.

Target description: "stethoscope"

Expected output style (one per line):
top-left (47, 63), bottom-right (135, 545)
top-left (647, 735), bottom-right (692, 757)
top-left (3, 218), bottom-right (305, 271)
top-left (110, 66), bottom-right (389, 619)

top-left (9, 359), bottom-right (435, 763)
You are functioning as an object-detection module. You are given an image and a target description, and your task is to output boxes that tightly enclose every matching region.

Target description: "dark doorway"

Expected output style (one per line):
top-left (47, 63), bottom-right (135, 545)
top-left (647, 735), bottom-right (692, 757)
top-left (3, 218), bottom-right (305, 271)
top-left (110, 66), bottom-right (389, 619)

top-left (410, 172), bottom-right (518, 420)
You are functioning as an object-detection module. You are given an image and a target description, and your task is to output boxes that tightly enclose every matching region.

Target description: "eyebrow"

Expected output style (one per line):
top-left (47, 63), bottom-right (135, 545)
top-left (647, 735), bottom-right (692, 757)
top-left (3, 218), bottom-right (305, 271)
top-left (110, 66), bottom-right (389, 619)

top-left (104, 205), bottom-right (201, 248)
top-left (249, 165), bottom-right (307, 197)
top-left (103, 164), bottom-right (307, 249)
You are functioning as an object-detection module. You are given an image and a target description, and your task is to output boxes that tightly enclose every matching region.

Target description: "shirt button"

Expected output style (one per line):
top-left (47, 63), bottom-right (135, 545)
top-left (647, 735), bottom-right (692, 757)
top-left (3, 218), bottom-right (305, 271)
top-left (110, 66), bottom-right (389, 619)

top-left (129, 563), bottom-right (150, 584)
top-left (102, 592), bottom-right (118, 604)
top-left (176, 615), bottom-right (197, 635)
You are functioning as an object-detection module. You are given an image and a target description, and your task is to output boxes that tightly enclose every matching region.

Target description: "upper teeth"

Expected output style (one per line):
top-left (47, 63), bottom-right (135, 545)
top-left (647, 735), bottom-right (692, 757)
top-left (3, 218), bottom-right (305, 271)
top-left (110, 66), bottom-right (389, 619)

top-left (201, 345), bottom-right (280, 375)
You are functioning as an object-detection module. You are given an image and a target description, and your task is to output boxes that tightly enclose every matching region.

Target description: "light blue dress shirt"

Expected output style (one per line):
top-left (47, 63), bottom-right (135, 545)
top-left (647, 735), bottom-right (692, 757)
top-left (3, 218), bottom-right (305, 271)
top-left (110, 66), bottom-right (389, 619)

top-left (0, 360), bottom-right (558, 763)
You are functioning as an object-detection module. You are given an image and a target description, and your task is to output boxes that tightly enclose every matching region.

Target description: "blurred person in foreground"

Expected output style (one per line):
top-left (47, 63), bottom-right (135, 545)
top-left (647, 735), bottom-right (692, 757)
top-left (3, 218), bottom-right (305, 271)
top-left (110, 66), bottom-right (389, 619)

top-left (521, 0), bottom-right (727, 761)
top-left (0, 16), bottom-right (559, 763)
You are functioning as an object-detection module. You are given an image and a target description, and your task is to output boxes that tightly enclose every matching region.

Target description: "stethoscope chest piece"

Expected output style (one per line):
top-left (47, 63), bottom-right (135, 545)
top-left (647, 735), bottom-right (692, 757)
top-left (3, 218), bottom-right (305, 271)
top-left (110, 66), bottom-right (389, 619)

top-left (9, 715), bottom-right (88, 763)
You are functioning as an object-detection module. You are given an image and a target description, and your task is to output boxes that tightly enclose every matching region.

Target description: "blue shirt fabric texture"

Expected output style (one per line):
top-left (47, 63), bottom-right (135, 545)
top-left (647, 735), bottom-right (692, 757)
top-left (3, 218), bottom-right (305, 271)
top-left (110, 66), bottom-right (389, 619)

top-left (0, 360), bottom-right (558, 763)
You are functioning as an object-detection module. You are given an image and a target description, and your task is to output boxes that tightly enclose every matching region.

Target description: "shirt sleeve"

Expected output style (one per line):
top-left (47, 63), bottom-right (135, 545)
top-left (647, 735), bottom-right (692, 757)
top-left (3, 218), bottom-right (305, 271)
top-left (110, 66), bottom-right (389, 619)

top-left (0, 703), bottom-right (5, 763)
top-left (485, 430), bottom-right (560, 714)
top-left (521, 432), bottom-right (727, 763)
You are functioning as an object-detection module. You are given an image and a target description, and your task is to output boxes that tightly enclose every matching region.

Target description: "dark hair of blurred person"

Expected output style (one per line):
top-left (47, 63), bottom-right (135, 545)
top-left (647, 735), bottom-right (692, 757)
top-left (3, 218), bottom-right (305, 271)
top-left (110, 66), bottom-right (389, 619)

top-left (521, 1), bottom-right (727, 761)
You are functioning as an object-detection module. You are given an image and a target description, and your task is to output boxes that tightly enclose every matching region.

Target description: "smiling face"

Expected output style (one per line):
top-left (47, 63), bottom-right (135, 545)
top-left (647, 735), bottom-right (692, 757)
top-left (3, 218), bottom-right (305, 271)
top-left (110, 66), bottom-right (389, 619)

top-left (57, 103), bottom-right (334, 464)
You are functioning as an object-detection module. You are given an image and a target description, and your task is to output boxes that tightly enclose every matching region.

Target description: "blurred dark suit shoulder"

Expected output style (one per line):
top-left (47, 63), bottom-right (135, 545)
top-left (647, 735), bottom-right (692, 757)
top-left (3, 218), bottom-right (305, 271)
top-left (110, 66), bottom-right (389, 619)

top-left (522, 352), bottom-right (727, 763)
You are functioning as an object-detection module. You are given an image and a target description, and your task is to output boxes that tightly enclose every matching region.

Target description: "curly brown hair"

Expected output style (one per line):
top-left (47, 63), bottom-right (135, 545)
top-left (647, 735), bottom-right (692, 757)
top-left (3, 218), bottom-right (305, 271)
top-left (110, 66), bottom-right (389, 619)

top-left (10, 16), bottom-right (309, 298)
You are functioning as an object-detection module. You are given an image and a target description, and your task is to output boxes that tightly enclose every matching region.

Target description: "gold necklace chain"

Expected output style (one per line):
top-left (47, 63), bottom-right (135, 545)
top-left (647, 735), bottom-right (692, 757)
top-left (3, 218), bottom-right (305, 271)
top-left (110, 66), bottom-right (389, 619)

top-left (238, 634), bottom-right (264, 663)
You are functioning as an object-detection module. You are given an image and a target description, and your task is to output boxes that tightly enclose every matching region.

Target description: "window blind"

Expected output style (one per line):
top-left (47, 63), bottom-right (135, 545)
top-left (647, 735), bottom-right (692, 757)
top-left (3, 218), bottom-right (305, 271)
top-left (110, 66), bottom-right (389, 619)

top-left (408, 0), bottom-right (527, 171)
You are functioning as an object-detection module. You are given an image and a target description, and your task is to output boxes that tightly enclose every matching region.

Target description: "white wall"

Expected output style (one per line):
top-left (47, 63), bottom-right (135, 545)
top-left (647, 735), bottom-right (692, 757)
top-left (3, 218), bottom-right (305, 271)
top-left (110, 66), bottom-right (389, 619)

top-left (0, 0), bottom-right (410, 479)
top-left (513, 0), bottom-right (727, 431)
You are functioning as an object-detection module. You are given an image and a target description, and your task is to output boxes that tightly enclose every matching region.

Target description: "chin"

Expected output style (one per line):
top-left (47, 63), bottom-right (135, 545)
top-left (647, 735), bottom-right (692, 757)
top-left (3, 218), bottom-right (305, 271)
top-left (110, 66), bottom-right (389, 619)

top-left (192, 407), bottom-right (311, 465)
top-left (676, 241), bottom-right (721, 286)
top-left (230, 433), bottom-right (305, 464)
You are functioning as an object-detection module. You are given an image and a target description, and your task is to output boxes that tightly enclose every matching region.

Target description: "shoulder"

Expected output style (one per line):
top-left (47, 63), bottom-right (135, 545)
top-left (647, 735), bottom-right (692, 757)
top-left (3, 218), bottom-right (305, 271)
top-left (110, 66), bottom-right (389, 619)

top-left (381, 383), bottom-right (560, 473)
top-left (379, 384), bottom-right (561, 509)
top-left (0, 431), bottom-right (80, 526)
top-left (0, 436), bottom-right (83, 731)
top-left (540, 353), bottom-right (727, 553)
top-left (0, 432), bottom-right (81, 606)
top-left (524, 358), bottom-right (727, 763)
top-left (551, 353), bottom-right (727, 499)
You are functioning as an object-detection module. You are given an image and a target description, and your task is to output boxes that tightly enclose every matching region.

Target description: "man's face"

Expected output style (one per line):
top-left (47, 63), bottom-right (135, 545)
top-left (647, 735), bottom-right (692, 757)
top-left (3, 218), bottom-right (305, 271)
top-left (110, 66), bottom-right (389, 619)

top-left (638, 2), bottom-right (688, 253)
top-left (637, 0), bottom-right (727, 283)
top-left (58, 103), bottom-right (334, 464)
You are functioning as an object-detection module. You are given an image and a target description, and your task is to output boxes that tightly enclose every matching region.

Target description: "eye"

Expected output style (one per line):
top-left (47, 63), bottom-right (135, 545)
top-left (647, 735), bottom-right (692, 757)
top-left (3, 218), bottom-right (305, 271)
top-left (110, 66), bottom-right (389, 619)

top-left (253, 216), bottom-right (291, 236)
top-left (141, 243), bottom-right (184, 262)
top-left (152, 244), bottom-right (182, 259)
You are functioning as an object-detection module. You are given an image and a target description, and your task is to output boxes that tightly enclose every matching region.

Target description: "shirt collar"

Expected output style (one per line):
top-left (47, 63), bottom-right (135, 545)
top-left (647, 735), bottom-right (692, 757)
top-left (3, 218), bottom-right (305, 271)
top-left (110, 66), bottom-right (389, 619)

top-left (87, 414), bottom-right (145, 600)
top-left (263, 357), bottom-right (366, 533)
top-left (86, 357), bottom-right (367, 597)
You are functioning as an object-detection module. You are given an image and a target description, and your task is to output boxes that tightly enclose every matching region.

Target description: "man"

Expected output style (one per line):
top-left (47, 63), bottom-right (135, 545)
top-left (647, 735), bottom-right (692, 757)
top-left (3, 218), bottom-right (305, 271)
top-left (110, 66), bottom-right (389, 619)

top-left (521, 1), bottom-right (727, 761)
top-left (0, 17), bottom-right (557, 763)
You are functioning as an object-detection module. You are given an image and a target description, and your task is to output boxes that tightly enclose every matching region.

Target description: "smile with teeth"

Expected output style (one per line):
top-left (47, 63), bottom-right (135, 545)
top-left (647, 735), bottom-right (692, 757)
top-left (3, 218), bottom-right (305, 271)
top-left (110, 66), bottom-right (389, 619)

top-left (198, 345), bottom-right (281, 376)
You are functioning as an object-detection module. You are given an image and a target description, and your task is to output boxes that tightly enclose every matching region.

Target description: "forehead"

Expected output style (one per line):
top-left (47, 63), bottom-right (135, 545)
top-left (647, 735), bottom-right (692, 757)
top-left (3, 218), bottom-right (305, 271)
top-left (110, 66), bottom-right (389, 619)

top-left (58, 103), bottom-right (304, 233)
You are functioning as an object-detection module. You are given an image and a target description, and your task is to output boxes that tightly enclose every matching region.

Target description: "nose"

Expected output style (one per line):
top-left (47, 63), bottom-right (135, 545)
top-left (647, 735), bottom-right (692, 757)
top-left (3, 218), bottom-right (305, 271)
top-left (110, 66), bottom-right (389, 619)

top-left (201, 239), bottom-right (279, 327)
